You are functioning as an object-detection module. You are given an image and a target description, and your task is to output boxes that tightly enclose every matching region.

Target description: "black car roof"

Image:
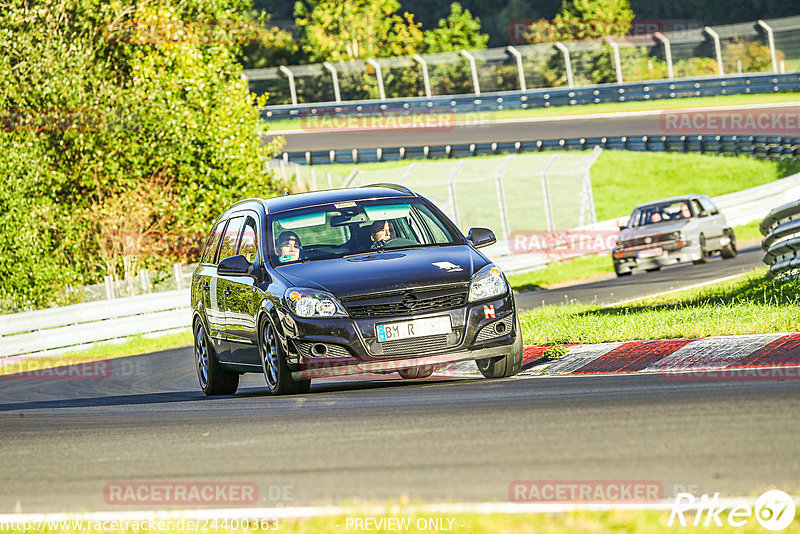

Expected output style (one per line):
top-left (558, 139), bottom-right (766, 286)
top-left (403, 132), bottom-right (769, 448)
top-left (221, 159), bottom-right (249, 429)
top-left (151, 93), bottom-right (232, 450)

top-left (228, 185), bottom-right (418, 216)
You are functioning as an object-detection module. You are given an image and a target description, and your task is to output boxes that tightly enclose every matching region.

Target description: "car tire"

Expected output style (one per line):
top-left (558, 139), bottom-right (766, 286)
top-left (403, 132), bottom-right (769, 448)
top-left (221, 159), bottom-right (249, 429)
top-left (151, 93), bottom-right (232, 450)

top-left (398, 365), bottom-right (435, 379)
top-left (645, 267), bottom-right (661, 272)
top-left (194, 320), bottom-right (239, 396)
top-left (260, 316), bottom-right (311, 396)
top-left (476, 315), bottom-right (523, 379)
top-left (693, 233), bottom-right (710, 264)
top-left (721, 230), bottom-right (737, 259)
top-left (616, 270), bottom-right (632, 277)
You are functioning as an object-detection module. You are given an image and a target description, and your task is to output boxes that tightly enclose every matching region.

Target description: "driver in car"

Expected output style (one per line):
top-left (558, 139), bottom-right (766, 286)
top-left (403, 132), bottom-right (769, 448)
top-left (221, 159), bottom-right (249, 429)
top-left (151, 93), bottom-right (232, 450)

top-left (276, 231), bottom-right (302, 262)
top-left (369, 220), bottom-right (392, 250)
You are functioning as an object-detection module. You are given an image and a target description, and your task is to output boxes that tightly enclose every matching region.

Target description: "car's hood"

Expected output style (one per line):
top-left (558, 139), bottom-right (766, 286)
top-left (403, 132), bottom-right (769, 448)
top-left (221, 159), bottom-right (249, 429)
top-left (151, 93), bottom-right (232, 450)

top-left (274, 245), bottom-right (487, 298)
top-left (619, 220), bottom-right (688, 240)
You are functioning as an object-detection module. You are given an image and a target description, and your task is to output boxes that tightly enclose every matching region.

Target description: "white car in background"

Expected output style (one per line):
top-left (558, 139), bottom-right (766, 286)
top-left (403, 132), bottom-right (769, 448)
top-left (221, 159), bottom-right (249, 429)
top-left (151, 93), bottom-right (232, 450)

top-left (612, 195), bottom-right (737, 276)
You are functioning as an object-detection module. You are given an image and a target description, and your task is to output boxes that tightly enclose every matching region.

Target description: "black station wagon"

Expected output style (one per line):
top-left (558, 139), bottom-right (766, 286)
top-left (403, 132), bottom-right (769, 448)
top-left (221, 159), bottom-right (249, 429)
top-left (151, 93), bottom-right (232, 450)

top-left (191, 184), bottom-right (523, 396)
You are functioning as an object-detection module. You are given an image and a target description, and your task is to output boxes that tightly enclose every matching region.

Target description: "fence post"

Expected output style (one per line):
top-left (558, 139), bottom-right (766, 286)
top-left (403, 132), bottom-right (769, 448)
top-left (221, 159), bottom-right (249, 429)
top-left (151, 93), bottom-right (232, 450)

top-left (104, 275), bottom-right (115, 300)
top-left (459, 50), bottom-right (481, 96)
top-left (448, 160), bottom-right (466, 228)
top-left (654, 32), bottom-right (674, 79)
top-left (604, 37), bottom-right (624, 84)
top-left (495, 155), bottom-right (514, 241)
top-left (323, 61), bottom-right (342, 103)
top-left (412, 54), bottom-right (432, 98)
top-left (140, 269), bottom-right (151, 294)
top-left (579, 146), bottom-right (602, 226)
top-left (506, 46), bottom-right (526, 91)
top-left (366, 58), bottom-right (386, 101)
top-left (704, 26), bottom-right (724, 75)
top-left (541, 154), bottom-right (560, 232)
top-left (757, 20), bottom-right (778, 73)
top-left (310, 167), bottom-right (318, 190)
top-left (174, 263), bottom-right (184, 291)
top-left (327, 171), bottom-right (333, 189)
top-left (278, 65), bottom-right (298, 106)
top-left (553, 42), bottom-right (574, 88)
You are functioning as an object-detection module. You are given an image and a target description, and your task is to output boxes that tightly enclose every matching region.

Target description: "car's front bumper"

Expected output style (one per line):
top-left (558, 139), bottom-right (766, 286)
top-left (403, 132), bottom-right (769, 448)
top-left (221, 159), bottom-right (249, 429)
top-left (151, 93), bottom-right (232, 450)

top-left (276, 292), bottom-right (518, 378)
top-left (613, 242), bottom-right (702, 273)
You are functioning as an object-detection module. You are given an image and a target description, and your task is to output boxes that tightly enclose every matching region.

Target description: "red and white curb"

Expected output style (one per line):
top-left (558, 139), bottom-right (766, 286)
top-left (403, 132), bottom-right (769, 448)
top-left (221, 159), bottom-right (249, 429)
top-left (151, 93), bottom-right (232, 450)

top-left (446, 333), bottom-right (800, 377)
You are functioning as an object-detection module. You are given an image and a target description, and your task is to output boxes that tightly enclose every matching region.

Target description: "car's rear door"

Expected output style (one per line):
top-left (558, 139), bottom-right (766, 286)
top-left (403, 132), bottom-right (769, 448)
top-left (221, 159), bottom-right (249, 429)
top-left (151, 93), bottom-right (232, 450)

top-left (214, 215), bottom-right (245, 363)
top-left (225, 213), bottom-right (262, 366)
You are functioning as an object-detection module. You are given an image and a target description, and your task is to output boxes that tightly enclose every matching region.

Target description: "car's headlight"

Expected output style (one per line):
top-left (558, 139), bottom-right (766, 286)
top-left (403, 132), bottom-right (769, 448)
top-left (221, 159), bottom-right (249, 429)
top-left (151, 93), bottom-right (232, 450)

top-left (468, 264), bottom-right (507, 302)
top-left (284, 288), bottom-right (348, 318)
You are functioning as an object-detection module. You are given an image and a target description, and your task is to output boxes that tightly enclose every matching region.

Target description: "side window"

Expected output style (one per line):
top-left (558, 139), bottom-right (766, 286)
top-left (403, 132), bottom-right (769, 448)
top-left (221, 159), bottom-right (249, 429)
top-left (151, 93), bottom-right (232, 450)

top-left (201, 221), bottom-right (225, 264)
top-left (415, 205), bottom-right (452, 243)
top-left (238, 216), bottom-right (259, 263)
top-left (698, 198), bottom-right (719, 215)
top-left (692, 200), bottom-right (705, 216)
top-left (217, 216), bottom-right (244, 262)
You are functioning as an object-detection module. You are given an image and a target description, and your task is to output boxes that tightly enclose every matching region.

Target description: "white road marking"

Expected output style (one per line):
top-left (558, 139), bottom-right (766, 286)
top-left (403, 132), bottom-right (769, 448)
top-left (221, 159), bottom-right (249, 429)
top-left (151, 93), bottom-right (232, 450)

top-left (605, 273), bottom-right (747, 307)
top-left (643, 333), bottom-right (787, 372)
top-left (525, 342), bottom-right (624, 375)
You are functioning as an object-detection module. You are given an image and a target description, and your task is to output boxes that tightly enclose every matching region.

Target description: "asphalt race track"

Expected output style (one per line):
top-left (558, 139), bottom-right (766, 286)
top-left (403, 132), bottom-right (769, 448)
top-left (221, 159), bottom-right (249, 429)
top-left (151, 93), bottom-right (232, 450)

top-left (1, 348), bottom-right (799, 513)
top-left (0, 246), bottom-right (787, 514)
top-left (515, 243), bottom-right (765, 309)
top-left (267, 104), bottom-right (796, 153)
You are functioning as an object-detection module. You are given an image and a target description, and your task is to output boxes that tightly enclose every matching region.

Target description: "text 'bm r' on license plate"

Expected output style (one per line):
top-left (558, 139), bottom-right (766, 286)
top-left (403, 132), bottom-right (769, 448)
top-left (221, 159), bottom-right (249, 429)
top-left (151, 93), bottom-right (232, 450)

top-left (376, 316), bottom-right (452, 342)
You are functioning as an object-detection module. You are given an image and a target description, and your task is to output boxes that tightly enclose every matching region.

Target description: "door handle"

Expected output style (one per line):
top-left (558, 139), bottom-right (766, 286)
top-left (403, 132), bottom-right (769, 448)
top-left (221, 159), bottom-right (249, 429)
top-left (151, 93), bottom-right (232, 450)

top-left (224, 288), bottom-right (232, 297)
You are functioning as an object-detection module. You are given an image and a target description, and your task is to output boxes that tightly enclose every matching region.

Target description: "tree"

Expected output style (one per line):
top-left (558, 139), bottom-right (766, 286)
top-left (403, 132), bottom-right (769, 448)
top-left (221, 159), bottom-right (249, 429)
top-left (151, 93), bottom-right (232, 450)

top-left (526, 0), bottom-right (633, 43)
top-left (294, 0), bottom-right (424, 62)
top-left (0, 0), bottom-right (283, 310)
top-left (423, 3), bottom-right (489, 53)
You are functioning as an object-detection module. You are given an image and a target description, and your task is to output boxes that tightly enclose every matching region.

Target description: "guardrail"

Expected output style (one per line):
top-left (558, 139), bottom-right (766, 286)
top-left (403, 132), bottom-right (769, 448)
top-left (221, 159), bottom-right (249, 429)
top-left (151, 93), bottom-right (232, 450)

top-left (282, 134), bottom-right (800, 165)
top-left (0, 290), bottom-right (190, 358)
top-left (262, 72), bottom-right (800, 121)
top-left (760, 200), bottom-right (800, 279)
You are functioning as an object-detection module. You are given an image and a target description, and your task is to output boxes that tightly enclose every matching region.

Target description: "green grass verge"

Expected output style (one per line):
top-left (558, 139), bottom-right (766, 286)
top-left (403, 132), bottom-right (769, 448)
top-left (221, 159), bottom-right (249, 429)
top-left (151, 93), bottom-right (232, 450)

top-left (265, 91), bottom-right (800, 132)
top-left (520, 269), bottom-right (800, 345)
top-left (507, 219), bottom-right (766, 291)
top-left (0, 330), bottom-right (192, 377)
top-left (590, 152), bottom-right (799, 222)
top-left (508, 253), bottom-right (613, 292)
top-left (289, 151), bottom-right (799, 226)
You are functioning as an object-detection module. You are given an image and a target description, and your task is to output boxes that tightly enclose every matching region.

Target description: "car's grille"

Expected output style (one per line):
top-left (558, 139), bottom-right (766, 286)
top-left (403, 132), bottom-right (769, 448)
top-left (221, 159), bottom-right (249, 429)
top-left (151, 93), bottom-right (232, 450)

top-left (379, 334), bottom-right (453, 356)
top-left (619, 233), bottom-right (679, 251)
top-left (344, 290), bottom-right (468, 319)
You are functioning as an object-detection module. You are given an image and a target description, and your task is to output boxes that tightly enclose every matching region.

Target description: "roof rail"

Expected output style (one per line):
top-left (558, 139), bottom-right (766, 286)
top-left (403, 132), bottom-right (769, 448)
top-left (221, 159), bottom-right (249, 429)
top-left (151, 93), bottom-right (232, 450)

top-left (360, 183), bottom-right (416, 195)
top-left (228, 197), bottom-right (269, 213)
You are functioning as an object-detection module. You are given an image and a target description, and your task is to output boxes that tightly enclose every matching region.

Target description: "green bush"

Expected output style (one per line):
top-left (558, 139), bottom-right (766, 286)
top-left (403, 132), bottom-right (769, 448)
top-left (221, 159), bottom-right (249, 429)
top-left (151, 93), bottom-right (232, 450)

top-left (0, 0), bottom-right (284, 311)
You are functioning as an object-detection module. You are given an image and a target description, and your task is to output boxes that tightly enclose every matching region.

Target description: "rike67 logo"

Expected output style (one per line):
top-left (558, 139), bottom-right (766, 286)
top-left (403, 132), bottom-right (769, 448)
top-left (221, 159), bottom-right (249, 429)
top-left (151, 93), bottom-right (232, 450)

top-left (669, 490), bottom-right (796, 531)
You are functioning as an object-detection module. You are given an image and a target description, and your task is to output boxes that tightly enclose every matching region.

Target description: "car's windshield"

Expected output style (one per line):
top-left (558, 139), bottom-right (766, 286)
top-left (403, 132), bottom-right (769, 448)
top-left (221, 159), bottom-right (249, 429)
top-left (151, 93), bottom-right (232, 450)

top-left (268, 198), bottom-right (461, 265)
top-left (628, 200), bottom-right (693, 227)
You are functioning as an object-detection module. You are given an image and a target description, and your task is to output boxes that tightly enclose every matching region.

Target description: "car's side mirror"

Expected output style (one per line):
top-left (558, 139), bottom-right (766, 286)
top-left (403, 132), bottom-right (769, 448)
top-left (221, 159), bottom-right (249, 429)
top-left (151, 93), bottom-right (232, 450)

top-left (217, 254), bottom-right (252, 276)
top-left (618, 224), bottom-right (627, 231)
top-left (467, 227), bottom-right (496, 249)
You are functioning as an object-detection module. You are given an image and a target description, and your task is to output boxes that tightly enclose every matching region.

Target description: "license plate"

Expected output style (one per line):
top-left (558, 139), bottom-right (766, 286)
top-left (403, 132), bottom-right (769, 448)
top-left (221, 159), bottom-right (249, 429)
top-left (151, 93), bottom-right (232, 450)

top-left (376, 316), bottom-right (452, 342)
top-left (637, 247), bottom-right (663, 259)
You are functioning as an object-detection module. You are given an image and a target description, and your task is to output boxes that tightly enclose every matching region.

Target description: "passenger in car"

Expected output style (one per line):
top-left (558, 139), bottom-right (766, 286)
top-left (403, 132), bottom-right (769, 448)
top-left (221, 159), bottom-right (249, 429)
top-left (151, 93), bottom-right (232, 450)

top-left (276, 231), bottom-right (302, 262)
